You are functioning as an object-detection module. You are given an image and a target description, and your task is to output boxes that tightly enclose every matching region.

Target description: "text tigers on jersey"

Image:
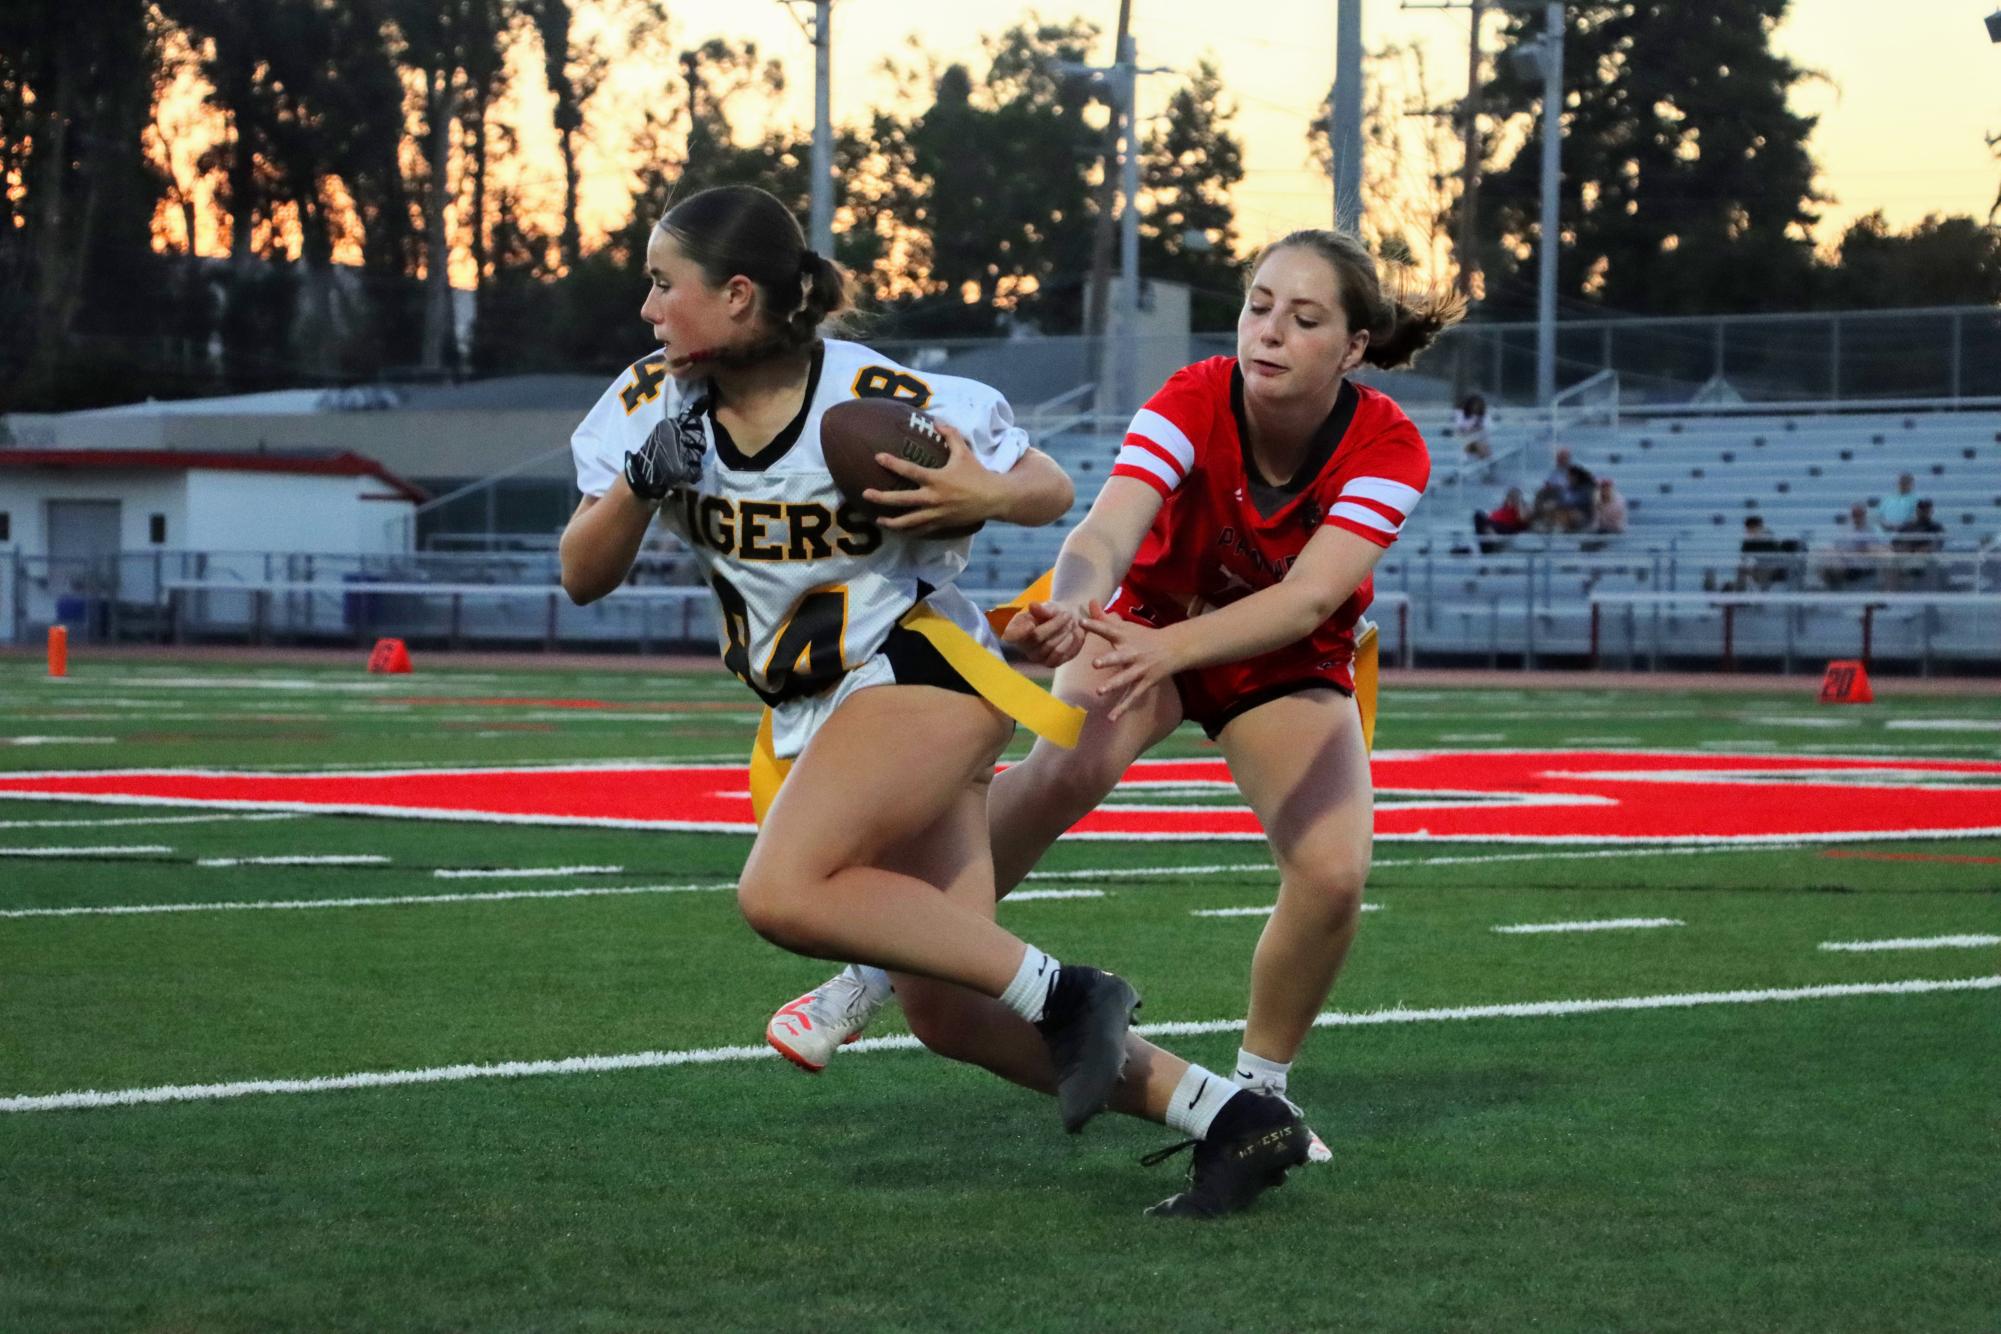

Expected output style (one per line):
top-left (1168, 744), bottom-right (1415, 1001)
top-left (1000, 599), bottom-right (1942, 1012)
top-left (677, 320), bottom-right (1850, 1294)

top-left (667, 491), bottom-right (884, 562)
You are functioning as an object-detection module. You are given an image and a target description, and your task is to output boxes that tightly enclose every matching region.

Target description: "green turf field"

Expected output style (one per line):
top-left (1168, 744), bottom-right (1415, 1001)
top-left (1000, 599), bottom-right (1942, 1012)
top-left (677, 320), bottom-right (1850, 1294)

top-left (2, 659), bottom-right (1997, 1331)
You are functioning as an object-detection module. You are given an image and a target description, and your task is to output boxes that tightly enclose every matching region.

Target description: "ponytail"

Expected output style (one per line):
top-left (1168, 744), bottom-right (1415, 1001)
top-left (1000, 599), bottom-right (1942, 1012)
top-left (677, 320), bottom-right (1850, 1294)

top-left (785, 249), bottom-right (855, 349)
top-left (658, 186), bottom-right (857, 363)
top-left (1253, 229), bottom-right (1466, 371)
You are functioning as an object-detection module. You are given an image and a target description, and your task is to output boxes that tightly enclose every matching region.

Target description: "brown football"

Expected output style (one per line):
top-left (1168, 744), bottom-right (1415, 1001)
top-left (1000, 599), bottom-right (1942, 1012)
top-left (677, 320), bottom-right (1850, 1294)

top-left (820, 397), bottom-right (984, 538)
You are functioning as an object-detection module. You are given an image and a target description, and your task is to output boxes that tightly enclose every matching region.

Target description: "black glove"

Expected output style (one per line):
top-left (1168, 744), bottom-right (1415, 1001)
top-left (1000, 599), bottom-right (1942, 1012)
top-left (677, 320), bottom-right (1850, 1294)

top-left (624, 409), bottom-right (705, 500)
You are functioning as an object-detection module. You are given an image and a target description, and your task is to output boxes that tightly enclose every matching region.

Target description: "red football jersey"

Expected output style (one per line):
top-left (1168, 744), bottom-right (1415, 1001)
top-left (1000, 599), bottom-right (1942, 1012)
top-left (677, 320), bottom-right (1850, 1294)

top-left (1107, 356), bottom-right (1428, 691)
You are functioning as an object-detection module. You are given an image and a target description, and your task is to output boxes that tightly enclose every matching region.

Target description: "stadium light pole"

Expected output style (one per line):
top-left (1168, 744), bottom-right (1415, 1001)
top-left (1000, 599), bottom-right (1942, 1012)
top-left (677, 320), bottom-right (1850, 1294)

top-left (780, 1), bottom-right (836, 255)
top-left (1332, 1), bottom-right (1366, 231)
top-left (1504, 2), bottom-right (1565, 406)
top-left (1534, 1), bottom-right (1563, 408)
top-left (1062, 39), bottom-right (1168, 417)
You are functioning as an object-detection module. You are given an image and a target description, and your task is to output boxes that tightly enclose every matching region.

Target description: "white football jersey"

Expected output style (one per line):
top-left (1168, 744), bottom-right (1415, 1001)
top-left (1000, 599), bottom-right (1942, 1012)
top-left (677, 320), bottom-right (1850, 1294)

top-left (571, 338), bottom-right (1030, 710)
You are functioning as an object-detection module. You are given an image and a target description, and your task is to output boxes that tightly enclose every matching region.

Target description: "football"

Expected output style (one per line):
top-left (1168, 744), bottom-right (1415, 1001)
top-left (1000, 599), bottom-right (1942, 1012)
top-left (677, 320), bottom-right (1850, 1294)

top-left (820, 398), bottom-right (984, 537)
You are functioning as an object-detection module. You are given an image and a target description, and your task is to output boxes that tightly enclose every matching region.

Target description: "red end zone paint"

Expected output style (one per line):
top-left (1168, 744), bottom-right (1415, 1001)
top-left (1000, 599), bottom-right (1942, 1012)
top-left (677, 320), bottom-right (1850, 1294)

top-left (2, 751), bottom-right (1999, 843)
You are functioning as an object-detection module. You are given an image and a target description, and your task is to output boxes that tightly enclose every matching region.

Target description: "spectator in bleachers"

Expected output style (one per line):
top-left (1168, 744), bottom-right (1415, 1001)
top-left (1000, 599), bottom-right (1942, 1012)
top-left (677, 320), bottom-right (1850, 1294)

top-left (1889, 498), bottom-right (1948, 589)
top-left (1733, 515), bottom-right (1800, 591)
top-left (1892, 498), bottom-right (1945, 554)
top-left (1453, 394), bottom-right (1494, 463)
top-left (1875, 472), bottom-right (1919, 532)
top-left (1560, 462), bottom-right (1598, 529)
top-left (1591, 477), bottom-right (1628, 535)
top-left (1817, 502), bottom-right (1885, 589)
top-left (1539, 447), bottom-right (1575, 499)
top-left (1472, 486), bottom-right (1528, 552)
top-left (1530, 449), bottom-right (1595, 532)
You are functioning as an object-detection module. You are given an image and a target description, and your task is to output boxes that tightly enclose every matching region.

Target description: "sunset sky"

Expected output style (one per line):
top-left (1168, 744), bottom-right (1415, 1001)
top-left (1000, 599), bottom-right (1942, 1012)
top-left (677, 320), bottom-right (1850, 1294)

top-left (590, 0), bottom-right (1998, 254)
top-left (146, 2), bottom-right (2001, 286)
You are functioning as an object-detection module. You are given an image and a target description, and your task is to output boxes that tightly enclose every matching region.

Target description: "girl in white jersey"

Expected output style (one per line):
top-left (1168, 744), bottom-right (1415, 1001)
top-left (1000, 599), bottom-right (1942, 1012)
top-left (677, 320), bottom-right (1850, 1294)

top-left (561, 186), bottom-right (1307, 1217)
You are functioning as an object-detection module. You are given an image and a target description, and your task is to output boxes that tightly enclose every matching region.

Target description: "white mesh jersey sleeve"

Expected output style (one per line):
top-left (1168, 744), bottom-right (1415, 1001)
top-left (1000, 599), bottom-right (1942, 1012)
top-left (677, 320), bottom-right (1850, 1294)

top-left (570, 351), bottom-right (678, 499)
top-left (922, 372), bottom-right (1033, 475)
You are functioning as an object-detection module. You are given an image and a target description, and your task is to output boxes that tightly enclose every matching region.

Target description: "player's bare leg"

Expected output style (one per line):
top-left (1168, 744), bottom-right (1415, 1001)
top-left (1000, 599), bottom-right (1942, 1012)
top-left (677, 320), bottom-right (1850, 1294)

top-left (876, 781), bottom-right (1195, 1123)
top-left (987, 632), bottom-right (1184, 896)
top-left (769, 630), bottom-right (1177, 1066)
top-left (880, 785), bottom-right (1307, 1216)
top-left (739, 683), bottom-right (1136, 1131)
top-left (738, 685), bottom-right (1024, 988)
top-left (1214, 687), bottom-right (1371, 1162)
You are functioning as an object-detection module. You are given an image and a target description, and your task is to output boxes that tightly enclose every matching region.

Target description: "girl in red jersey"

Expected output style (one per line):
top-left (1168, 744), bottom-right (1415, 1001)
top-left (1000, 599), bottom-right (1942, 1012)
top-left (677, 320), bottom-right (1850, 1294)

top-left (773, 229), bottom-right (1460, 1168)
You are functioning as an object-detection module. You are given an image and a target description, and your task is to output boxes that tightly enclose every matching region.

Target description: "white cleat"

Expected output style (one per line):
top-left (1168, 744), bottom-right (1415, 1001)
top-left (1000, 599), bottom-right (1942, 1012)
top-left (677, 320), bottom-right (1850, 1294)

top-left (1237, 1075), bottom-right (1334, 1165)
top-left (765, 969), bottom-right (885, 1073)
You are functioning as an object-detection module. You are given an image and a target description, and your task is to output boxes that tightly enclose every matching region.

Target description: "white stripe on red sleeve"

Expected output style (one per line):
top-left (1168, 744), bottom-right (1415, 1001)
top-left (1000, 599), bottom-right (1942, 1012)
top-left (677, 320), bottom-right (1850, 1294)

top-left (1327, 501), bottom-right (1399, 537)
top-left (1126, 408), bottom-right (1197, 474)
top-left (1326, 474), bottom-right (1424, 547)
top-left (1113, 440), bottom-right (1184, 491)
top-left (1111, 457), bottom-right (1176, 497)
top-left (1341, 476), bottom-right (1423, 513)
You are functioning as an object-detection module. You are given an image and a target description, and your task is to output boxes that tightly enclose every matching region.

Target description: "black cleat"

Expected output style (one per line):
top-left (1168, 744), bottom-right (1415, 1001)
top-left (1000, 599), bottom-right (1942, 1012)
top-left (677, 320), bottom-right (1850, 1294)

top-left (1034, 964), bottom-right (1140, 1133)
top-left (1144, 1091), bottom-right (1310, 1220)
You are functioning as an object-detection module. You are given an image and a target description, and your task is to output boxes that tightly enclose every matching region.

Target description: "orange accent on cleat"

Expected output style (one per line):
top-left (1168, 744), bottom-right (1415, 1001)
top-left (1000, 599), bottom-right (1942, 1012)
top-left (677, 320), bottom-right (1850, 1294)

top-left (766, 1031), bottom-right (827, 1074)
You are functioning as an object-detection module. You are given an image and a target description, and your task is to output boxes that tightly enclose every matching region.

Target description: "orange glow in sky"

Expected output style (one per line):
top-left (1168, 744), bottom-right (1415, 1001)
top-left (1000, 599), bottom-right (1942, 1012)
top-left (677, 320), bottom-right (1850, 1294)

top-left (149, 2), bottom-right (2001, 291)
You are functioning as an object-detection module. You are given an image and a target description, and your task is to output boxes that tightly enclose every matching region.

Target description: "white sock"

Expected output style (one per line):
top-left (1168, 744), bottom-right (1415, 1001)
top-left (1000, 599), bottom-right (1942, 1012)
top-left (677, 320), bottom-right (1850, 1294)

top-left (1165, 1063), bottom-right (1240, 1139)
top-left (998, 944), bottom-right (1058, 1023)
top-left (1233, 1048), bottom-right (1292, 1094)
top-left (846, 964), bottom-right (894, 1003)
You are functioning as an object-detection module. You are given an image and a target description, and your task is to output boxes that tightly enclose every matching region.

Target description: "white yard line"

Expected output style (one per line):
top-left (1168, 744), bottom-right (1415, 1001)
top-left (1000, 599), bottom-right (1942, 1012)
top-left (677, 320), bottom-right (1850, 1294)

top-left (0, 845), bottom-right (173, 857)
top-left (0, 813), bottom-right (299, 831)
top-left (0, 882), bottom-right (736, 920)
top-left (1492, 917), bottom-right (1685, 935)
top-left (3, 737), bottom-right (117, 746)
top-left (195, 855), bottom-right (391, 868)
top-left (1192, 903), bottom-right (1383, 918)
top-left (1025, 862), bottom-right (1273, 882)
top-left (6, 975), bottom-right (1991, 1114)
top-left (1818, 935), bottom-right (2001, 953)
top-left (1004, 889), bottom-right (1106, 901)
top-left (433, 865), bottom-right (624, 879)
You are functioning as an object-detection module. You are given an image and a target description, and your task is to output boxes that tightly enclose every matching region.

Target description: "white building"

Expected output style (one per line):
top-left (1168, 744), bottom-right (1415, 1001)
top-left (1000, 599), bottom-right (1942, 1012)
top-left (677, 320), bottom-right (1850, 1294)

top-left (0, 447), bottom-right (423, 557)
top-left (0, 448), bottom-right (423, 645)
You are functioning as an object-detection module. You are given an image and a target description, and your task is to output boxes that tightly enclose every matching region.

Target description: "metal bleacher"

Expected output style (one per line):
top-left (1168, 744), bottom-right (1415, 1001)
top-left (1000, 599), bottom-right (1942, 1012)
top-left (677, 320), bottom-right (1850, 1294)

top-left (1381, 401), bottom-right (2001, 670)
top-left (32, 391), bottom-right (1996, 674)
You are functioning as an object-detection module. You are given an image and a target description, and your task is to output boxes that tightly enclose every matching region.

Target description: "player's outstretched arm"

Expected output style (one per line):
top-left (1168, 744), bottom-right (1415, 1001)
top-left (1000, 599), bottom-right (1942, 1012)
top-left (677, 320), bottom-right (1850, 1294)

top-left (999, 476), bottom-right (1163, 668)
top-left (1082, 525), bottom-right (1384, 718)
top-left (559, 483), bottom-right (656, 604)
top-left (1048, 475), bottom-right (1164, 612)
